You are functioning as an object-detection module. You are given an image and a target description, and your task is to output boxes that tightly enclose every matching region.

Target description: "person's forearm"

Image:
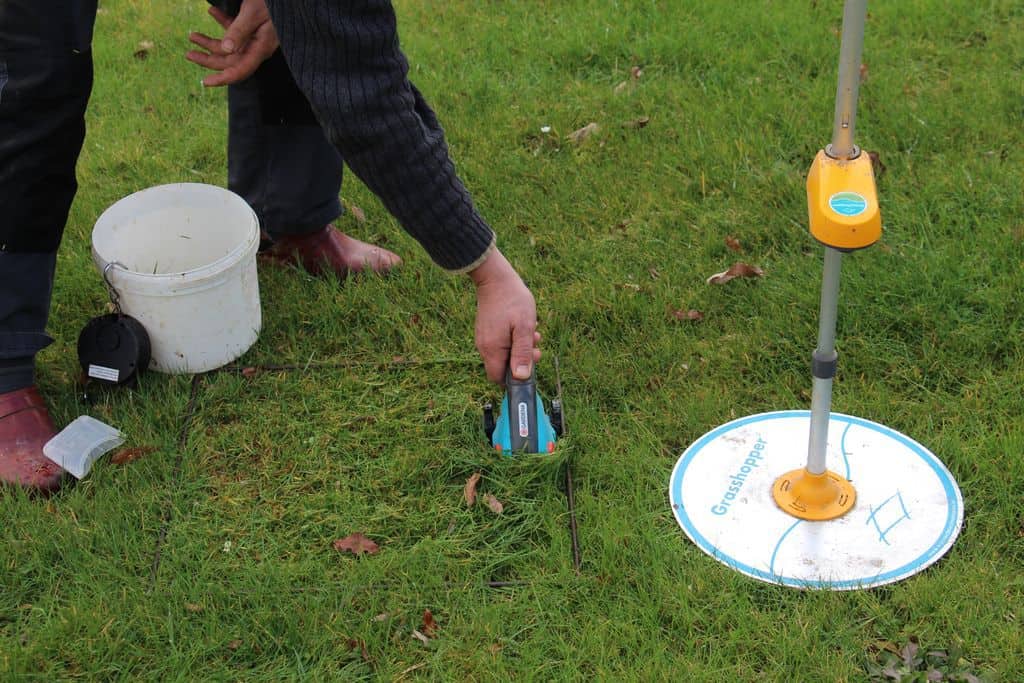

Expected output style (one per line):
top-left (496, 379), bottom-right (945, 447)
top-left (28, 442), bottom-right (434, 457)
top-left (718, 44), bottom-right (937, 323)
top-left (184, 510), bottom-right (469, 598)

top-left (264, 0), bottom-right (494, 272)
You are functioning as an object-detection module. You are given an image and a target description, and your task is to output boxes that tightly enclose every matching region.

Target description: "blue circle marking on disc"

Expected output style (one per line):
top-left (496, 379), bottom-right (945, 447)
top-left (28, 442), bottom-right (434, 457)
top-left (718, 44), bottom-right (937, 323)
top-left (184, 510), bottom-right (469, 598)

top-left (829, 191), bottom-right (868, 217)
top-left (668, 410), bottom-right (962, 589)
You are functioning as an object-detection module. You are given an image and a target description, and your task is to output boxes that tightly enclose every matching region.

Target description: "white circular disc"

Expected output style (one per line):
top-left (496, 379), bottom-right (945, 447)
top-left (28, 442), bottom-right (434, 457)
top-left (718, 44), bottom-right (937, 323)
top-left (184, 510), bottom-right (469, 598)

top-left (669, 411), bottom-right (963, 590)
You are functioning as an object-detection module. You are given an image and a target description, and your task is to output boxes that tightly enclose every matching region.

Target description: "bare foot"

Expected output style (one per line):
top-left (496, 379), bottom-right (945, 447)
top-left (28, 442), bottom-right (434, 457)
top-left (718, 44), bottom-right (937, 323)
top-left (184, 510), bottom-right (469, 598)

top-left (262, 226), bottom-right (402, 278)
top-left (333, 231), bottom-right (403, 273)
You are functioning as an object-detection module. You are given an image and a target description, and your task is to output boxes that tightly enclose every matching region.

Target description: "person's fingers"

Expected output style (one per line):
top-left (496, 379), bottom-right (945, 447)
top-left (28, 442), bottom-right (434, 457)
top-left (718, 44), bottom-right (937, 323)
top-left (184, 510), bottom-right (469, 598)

top-left (509, 318), bottom-right (537, 380)
top-left (482, 348), bottom-right (507, 385)
top-left (203, 51), bottom-right (262, 86)
top-left (207, 6), bottom-right (234, 31)
top-left (221, 1), bottom-right (266, 53)
top-left (185, 50), bottom-right (228, 71)
top-left (189, 32), bottom-right (225, 55)
top-left (202, 69), bottom-right (236, 87)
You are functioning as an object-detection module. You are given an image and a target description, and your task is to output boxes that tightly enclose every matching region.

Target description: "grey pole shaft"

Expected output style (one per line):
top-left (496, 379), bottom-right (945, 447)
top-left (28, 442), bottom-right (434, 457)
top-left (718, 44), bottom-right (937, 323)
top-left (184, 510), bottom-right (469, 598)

top-left (807, 247), bottom-right (843, 474)
top-left (805, 0), bottom-right (868, 473)
top-left (829, 0), bottom-right (867, 159)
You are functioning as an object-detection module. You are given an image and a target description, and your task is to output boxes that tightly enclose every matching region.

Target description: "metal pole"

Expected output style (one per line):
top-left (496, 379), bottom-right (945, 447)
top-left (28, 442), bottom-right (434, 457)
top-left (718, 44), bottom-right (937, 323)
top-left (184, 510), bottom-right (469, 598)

top-left (805, 0), bottom-right (868, 473)
top-left (807, 247), bottom-right (842, 474)
top-left (829, 0), bottom-right (867, 160)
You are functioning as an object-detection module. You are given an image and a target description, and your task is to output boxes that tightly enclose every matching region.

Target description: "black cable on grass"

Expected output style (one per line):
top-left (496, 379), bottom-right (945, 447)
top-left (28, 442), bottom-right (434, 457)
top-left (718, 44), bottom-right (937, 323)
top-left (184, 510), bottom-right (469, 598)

top-left (148, 373), bottom-right (204, 592)
top-left (565, 462), bottom-right (582, 576)
top-left (175, 374), bottom-right (203, 450)
top-left (211, 580), bottom-right (544, 596)
top-left (220, 356), bottom-right (480, 374)
top-left (553, 355), bottom-right (582, 576)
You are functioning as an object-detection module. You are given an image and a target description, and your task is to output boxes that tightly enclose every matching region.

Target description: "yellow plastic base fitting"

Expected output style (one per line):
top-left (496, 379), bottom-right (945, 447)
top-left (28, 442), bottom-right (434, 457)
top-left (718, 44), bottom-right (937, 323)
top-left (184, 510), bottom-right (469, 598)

top-left (772, 467), bottom-right (857, 521)
top-left (806, 149), bottom-right (881, 251)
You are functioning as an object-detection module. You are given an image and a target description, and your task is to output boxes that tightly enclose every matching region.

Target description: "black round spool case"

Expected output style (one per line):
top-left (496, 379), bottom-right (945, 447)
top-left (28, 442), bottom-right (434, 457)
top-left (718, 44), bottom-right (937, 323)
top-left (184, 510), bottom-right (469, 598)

top-left (77, 314), bottom-right (151, 386)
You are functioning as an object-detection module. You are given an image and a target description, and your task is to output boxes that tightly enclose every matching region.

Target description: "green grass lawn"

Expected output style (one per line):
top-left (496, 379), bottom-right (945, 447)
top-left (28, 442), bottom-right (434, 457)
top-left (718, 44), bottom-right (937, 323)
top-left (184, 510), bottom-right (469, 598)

top-left (3, 0), bottom-right (1023, 679)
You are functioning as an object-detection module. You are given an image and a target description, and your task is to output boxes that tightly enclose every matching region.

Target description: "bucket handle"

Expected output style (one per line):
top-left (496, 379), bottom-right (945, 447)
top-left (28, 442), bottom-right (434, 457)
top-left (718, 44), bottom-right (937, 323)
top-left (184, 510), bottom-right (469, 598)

top-left (102, 261), bottom-right (128, 315)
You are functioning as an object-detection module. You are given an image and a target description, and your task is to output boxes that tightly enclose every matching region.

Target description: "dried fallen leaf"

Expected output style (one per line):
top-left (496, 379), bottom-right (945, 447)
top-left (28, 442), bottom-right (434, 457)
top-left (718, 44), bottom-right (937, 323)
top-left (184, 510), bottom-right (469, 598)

top-left (859, 62), bottom-right (869, 83)
top-left (567, 122), bottom-right (599, 144)
top-left (901, 638), bottom-right (920, 667)
top-left (227, 639), bottom-right (242, 651)
top-left (332, 533), bottom-right (380, 556)
top-left (422, 609), bottom-right (438, 637)
top-left (866, 149), bottom-right (886, 176)
top-left (347, 638), bottom-right (370, 661)
top-left (241, 366), bottom-right (258, 378)
top-left (411, 629), bottom-right (431, 645)
top-left (349, 204), bottom-right (366, 223)
top-left (725, 235), bottom-right (743, 252)
top-left (623, 116), bottom-right (650, 129)
top-left (671, 309), bottom-right (703, 322)
top-left (648, 267), bottom-right (660, 279)
top-left (706, 262), bottom-right (764, 285)
top-left (133, 40), bottom-right (153, 60)
top-left (372, 612), bottom-right (391, 622)
top-left (464, 472), bottom-right (481, 507)
top-left (872, 640), bottom-right (901, 656)
top-left (184, 603), bottom-right (203, 613)
top-left (400, 663), bottom-right (428, 676)
top-left (488, 643), bottom-right (503, 656)
top-left (110, 446), bottom-right (157, 465)
top-left (881, 662), bottom-right (902, 679)
top-left (613, 66), bottom-right (642, 94)
top-left (484, 493), bottom-right (504, 515)
top-left (617, 282), bottom-right (642, 292)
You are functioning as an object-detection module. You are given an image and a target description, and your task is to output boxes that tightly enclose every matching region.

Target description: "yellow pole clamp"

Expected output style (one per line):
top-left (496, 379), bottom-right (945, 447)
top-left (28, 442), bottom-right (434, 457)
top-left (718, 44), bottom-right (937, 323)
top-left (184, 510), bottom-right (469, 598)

top-left (806, 150), bottom-right (881, 251)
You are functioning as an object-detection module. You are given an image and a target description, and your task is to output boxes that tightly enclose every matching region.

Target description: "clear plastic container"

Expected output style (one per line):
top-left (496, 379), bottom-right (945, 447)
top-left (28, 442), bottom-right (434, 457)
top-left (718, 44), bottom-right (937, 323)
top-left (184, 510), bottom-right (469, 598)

top-left (43, 416), bottom-right (125, 479)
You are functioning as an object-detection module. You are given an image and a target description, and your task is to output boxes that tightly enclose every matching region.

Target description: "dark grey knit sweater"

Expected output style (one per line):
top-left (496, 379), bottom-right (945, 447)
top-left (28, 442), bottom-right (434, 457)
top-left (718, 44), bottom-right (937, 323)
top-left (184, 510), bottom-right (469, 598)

top-left (264, 0), bottom-right (495, 273)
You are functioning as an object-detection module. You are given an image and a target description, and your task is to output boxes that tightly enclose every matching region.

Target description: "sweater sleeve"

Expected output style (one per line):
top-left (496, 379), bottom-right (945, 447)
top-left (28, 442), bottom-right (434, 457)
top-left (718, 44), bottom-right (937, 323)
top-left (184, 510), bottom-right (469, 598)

top-left (263, 0), bottom-right (495, 272)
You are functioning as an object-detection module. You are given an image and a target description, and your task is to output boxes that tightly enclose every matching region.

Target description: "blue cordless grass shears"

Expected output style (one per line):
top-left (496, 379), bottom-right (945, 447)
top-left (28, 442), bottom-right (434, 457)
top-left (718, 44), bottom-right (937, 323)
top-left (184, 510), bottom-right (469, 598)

top-left (483, 365), bottom-right (563, 455)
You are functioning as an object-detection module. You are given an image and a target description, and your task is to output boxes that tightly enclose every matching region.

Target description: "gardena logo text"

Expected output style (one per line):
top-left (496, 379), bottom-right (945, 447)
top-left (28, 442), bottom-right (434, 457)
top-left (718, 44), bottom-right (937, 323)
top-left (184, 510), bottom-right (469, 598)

top-left (518, 402), bottom-right (529, 437)
top-left (828, 191), bottom-right (867, 217)
top-left (711, 437), bottom-right (767, 515)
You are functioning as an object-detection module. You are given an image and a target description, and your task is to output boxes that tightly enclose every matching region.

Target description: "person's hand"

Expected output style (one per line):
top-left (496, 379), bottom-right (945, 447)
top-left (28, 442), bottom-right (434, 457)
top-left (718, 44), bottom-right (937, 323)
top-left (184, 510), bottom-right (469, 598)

top-left (469, 248), bottom-right (542, 385)
top-left (185, 0), bottom-right (279, 87)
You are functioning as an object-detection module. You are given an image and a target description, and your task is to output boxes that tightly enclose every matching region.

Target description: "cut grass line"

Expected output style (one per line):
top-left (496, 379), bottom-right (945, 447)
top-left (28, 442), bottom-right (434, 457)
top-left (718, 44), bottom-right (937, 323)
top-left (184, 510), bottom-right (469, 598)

top-left (144, 361), bottom-right (585, 592)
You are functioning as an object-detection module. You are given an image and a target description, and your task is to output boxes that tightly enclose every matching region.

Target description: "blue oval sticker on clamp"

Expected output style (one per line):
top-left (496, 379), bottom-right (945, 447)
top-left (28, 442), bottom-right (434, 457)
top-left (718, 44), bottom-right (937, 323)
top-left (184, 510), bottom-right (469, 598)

top-left (828, 191), bottom-right (868, 217)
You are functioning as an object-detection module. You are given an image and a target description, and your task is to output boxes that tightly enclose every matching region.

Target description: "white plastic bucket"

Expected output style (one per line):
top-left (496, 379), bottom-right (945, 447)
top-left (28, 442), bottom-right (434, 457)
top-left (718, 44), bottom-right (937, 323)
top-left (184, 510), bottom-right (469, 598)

top-left (91, 183), bottom-right (262, 374)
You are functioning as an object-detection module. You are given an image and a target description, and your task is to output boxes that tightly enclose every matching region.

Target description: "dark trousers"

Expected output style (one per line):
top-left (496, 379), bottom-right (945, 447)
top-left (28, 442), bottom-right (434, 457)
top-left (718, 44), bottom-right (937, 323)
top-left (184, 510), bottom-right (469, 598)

top-left (0, 0), bottom-right (344, 389)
